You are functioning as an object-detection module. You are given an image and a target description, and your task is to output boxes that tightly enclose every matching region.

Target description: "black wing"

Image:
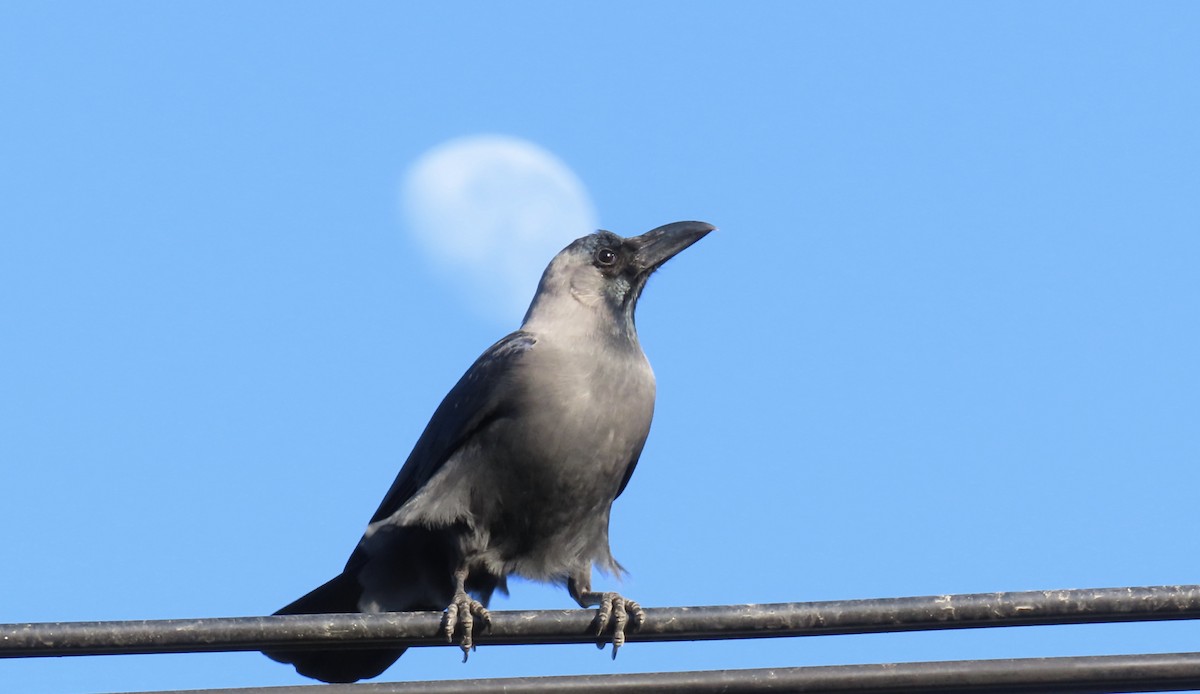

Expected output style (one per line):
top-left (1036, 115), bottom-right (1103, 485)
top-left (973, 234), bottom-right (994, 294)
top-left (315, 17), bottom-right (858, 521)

top-left (366, 331), bottom-right (537, 525)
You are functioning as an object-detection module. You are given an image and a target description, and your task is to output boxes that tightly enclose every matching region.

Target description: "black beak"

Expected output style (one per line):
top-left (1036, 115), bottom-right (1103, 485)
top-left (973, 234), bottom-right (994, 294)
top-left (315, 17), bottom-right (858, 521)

top-left (631, 221), bottom-right (716, 275)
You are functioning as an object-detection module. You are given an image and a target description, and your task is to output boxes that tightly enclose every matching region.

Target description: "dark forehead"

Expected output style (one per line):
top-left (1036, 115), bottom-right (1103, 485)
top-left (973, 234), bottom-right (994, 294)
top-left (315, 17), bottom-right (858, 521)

top-left (574, 230), bottom-right (625, 250)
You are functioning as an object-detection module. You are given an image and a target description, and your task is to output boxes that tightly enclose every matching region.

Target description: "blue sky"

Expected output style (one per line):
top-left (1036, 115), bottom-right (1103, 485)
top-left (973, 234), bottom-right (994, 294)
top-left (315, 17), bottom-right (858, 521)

top-left (2, 2), bottom-right (1199, 692)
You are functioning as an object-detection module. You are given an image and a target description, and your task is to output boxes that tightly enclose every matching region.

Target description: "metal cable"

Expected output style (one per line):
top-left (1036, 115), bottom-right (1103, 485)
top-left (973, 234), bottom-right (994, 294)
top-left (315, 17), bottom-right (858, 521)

top-left (3, 585), bottom-right (1199, 657)
top-left (127, 652), bottom-right (1200, 694)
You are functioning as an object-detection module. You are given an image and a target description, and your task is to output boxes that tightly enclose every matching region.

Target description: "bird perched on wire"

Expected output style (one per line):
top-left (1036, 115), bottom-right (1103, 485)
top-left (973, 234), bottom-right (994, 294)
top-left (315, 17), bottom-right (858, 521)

top-left (264, 221), bottom-right (715, 683)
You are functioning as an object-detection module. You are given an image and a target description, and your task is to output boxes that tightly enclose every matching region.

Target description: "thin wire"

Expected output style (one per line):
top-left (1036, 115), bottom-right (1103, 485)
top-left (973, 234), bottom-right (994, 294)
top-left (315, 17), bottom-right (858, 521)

top-left (3, 585), bottom-right (1199, 657)
top-left (127, 652), bottom-right (1200, 694)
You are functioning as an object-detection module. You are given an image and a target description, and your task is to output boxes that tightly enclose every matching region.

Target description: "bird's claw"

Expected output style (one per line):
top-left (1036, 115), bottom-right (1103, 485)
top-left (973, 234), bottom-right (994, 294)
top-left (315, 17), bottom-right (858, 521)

top-left (590, 592), bottom-right (644, 658)
top-left (441, 592), bottom-right (491, 661)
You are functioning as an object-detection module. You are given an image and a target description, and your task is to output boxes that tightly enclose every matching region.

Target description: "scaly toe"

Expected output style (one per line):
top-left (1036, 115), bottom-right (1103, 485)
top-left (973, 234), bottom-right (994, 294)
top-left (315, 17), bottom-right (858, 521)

top-left (472, 602), bottom-right (492, 630)
top-left (441, 602), bottom-right (460, 643)
top-left (442, 593), bottom-right (489, 661)
top-left (610, 597), bottom-right (638, 657)
top-left (627, 599), bottom-right (646, 628)
top-left (592, 593), bottom-right (614, 635)
top-left (588, 593), bottom-right (643, 658)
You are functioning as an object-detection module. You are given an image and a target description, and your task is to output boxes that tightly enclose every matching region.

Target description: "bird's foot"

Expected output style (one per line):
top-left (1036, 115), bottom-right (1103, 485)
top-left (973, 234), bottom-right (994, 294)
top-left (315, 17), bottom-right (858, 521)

top-left (442, 591), bottom-right (491, 662)
top-left (588, 592), bottom-right (644, 658)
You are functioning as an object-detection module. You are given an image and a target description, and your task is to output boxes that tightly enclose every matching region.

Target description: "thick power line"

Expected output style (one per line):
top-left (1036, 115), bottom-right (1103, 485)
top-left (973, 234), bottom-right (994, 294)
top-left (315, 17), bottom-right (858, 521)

top-left (4, 585), bottom-right (1199, 657)
top-left (5, 585), bottom-right (1200, 693)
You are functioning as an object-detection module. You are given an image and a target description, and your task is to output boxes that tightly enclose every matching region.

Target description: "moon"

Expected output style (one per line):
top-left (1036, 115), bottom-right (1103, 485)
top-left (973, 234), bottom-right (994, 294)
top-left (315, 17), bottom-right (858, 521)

top-left (402, 135), bottom-right (598, 322)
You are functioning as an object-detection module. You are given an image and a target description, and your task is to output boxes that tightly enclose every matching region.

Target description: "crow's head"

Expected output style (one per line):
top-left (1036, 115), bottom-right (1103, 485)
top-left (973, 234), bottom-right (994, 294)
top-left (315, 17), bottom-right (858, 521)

top-left (523, 221), bottom-right (715, 339)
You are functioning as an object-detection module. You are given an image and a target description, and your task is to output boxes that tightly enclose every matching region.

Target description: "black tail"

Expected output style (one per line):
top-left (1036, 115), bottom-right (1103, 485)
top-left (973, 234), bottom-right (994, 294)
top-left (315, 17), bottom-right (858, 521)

top-left (262, 572), bottom-right (405, 684)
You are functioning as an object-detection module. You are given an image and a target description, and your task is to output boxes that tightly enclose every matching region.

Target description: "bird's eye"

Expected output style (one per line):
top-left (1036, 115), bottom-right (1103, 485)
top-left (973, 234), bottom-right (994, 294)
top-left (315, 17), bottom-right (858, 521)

top-left (595, 248), bottom-right (617, 267)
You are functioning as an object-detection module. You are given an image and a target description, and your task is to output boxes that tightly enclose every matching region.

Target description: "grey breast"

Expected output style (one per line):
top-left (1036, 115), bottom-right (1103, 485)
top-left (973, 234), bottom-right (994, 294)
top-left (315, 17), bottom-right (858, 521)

top-left (464, 334), bottom-right (656, 581)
